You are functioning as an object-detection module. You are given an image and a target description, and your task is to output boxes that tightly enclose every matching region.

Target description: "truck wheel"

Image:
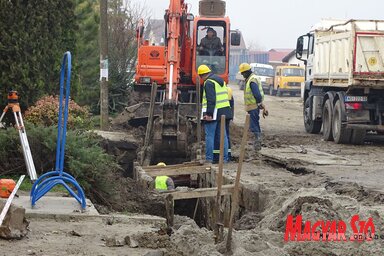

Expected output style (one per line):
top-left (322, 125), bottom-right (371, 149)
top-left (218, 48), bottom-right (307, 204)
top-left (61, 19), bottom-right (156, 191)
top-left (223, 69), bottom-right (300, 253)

top-left (304, 96), bottom-right (322, 134)
top-left (350, 129), bottom-right (366, 145)
top-left (276, 88), bottom-right (282, 97)
top-left (322, 99), bottom-right (333, 141)
top-left (332, 99), bottom-right (351, 144)
top-left (269, 85), bottom-right (275, 96)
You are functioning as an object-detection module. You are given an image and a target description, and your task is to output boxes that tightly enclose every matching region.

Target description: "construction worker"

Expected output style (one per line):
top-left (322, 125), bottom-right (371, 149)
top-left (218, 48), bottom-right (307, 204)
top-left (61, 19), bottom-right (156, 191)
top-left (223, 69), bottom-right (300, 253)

top-left (199, 27), bottom-right (224, 56)
top-left (213, 86), bottom-right (233, 162)
top-left (198, 64), bottom-right (232, 163)
top-left (154, 162), bottom-right (175, 191)
top-left (239, 63), bottom-right (268, 151)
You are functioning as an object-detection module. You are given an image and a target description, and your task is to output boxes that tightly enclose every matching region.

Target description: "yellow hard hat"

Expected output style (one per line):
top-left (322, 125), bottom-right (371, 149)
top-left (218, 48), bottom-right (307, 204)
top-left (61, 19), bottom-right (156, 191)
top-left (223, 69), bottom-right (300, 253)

top-left (157, 162), bottom-right (166, 167)
top-left (227, 87), bottom-right (233, 99)
top-left (198, 65), bottom-right (211, 75)
top-left (239, 63), bottom-right (251, 73)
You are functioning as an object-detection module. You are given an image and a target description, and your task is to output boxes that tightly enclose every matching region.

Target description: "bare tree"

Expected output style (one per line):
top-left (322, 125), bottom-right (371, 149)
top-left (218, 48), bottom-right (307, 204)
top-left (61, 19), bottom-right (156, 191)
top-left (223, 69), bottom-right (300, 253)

top-left (108, 0), bottom-right (151, 112)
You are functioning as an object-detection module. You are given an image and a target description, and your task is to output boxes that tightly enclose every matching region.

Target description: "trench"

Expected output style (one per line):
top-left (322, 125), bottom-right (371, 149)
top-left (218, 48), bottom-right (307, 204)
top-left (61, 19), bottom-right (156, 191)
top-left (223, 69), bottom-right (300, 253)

top-left (98, 131), bottom-right (270, 231)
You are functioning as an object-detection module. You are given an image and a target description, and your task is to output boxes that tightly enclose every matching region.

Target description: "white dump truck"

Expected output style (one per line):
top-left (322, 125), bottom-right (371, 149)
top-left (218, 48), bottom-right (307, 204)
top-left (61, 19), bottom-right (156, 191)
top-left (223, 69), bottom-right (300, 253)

top-left (296, 19), bottom-right (384, 144)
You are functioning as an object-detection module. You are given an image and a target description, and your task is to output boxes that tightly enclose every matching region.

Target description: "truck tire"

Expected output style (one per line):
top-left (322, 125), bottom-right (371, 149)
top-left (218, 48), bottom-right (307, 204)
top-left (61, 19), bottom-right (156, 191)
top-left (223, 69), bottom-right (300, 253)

top-left (322, 98), bottom-right (333, 141)
top-left (304, 96), bottom-right (322, 134)
top-left (332, 99), bottom-right (351, 144)
top-left (269, 85), bottom-right (275, 96)
top-left (350, 129), bottom-right (366, 145)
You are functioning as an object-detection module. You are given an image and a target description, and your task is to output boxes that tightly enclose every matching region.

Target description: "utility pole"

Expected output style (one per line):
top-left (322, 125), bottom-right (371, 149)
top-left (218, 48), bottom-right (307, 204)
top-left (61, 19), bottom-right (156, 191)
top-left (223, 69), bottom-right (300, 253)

top-left (100, 0), bottom-right (109, 130)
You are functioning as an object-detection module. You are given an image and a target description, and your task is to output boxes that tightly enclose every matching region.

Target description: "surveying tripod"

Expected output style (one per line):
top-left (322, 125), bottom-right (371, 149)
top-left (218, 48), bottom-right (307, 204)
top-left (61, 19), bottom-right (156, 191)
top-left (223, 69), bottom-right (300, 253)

top-left (0, 90), bottom-right (38, 181)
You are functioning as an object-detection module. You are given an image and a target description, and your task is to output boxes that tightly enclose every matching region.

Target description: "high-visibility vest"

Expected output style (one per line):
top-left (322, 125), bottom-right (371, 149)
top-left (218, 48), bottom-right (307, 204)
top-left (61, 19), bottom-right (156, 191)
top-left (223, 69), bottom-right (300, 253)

top-left (202, 78), bottom-right (230, 112)
top-left (155, 176), bottom-right (169, 190)
top-left (244, 74), bottom-right (264, 112)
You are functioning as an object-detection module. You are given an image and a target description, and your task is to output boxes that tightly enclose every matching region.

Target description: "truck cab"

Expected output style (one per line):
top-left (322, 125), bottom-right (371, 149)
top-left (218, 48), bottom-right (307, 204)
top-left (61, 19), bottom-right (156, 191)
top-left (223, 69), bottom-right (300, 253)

top-left (271, 65), bottom-right (304, 97)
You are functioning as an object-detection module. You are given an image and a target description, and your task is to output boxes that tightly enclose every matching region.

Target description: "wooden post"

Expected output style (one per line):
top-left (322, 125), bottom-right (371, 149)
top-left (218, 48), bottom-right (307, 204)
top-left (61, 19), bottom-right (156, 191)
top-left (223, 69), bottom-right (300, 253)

top-left (142, 82), bottom-right (157, 165)
top-left (99, 0), bottom-right (109, 130)
top-left (193, 198), bottom-right (200, 220)
top-left (165, 194), bottom-right (174, 228)
top-left (196, 77), bottom-right (202, 144)
top-left (214, 115), bottom-right (226, 243)
top-left (226, 114), bottom-right (250, 252)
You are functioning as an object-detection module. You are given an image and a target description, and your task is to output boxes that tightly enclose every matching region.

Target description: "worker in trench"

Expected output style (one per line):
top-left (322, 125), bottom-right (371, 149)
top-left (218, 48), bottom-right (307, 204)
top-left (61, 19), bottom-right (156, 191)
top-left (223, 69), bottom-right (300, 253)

top-left (239, 63), bottom-right (269, 151)
top-left (198, 64), bottom-right (232, 163)
top-left (154, 162), bottom-right (175, 191)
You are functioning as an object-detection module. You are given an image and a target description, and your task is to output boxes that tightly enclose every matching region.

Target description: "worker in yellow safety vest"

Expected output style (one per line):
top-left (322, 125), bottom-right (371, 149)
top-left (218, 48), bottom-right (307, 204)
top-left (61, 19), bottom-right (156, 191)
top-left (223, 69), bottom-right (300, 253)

top-left (198, 64), bottom-right (232, 163)
top-left (154, 162), bottom-right (175, 191)
top-left (239, 63), bottom-right (269, 151)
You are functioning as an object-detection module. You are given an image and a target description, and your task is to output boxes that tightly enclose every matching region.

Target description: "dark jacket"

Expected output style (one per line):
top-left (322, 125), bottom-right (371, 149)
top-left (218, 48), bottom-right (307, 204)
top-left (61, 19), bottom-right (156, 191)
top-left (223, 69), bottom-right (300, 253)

top-left (200, 36), bottom-right (223, 51)
top-left (203, 74), bottom-right (233, 120)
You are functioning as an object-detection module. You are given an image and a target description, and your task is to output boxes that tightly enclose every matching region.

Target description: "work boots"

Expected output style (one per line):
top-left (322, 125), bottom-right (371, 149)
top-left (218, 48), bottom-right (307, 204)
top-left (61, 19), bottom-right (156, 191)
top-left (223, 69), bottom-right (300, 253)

top-left (253, 132), bottom-right (262, 151)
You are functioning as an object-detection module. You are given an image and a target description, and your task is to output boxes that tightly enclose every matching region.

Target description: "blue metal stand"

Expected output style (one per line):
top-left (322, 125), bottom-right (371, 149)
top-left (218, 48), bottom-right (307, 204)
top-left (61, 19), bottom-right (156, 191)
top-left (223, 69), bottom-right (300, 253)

top-left (31, 51), bottom-right (86, 209)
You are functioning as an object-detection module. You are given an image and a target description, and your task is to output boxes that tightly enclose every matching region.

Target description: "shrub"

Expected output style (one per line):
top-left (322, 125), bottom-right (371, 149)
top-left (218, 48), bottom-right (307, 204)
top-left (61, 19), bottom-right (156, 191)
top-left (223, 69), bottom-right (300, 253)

top-left (25, 95), bottom-right (91, 129)
top-left (0, 124), bottom-right (120, 204)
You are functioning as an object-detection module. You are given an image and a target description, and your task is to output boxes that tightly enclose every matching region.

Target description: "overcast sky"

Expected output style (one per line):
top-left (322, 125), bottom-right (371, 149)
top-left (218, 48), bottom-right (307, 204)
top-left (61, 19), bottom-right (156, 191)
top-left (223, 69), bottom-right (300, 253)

top-left (131, 0), bottom-right (383, 50)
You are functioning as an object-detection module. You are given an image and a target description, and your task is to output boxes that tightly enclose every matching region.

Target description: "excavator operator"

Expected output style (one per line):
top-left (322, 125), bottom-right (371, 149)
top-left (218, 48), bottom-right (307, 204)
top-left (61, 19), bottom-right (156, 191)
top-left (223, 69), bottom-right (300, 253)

top-left (199, 27), bottom-right (224, 56)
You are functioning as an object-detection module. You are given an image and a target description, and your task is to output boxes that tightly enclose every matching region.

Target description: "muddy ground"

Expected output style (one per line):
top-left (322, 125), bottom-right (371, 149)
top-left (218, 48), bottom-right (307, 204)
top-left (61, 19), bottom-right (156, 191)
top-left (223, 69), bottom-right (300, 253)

top-left (2, 83), bottom-right (384, 256)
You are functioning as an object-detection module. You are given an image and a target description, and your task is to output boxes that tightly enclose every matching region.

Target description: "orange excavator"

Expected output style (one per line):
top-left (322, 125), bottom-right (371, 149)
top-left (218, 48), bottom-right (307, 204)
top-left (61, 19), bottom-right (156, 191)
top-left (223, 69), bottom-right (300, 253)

top-left (126, 0), bottom-right (240, 164)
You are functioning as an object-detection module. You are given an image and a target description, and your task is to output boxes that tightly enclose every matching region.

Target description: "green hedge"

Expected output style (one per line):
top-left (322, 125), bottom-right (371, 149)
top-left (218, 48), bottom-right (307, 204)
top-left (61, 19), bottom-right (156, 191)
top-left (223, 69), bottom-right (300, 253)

top-left (0, 124), bottom-right (120, 203)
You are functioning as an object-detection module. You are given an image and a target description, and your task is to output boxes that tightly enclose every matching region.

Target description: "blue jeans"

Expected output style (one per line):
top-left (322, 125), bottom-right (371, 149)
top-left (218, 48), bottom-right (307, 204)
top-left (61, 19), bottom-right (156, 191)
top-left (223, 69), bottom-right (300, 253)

top-left (205, 120), bottom-right (228, 162)
top-left (248, 108), bottom-right (261, 135)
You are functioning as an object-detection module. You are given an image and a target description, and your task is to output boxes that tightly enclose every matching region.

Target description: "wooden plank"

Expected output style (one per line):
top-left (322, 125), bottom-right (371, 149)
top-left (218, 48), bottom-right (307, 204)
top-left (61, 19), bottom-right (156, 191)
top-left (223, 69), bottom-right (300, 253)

top-left (226, 114), bottom-right (250, 252)
top-left (165, 184), bottom-right (234, 200)
top-left (215, 115), bottom-right (226, 243)
top-left (165, 194), bottom-right (174, 228)
top-left (144, 165), bottom-right (212, 177)
top-left (143, 161), bottom-right (204, 170)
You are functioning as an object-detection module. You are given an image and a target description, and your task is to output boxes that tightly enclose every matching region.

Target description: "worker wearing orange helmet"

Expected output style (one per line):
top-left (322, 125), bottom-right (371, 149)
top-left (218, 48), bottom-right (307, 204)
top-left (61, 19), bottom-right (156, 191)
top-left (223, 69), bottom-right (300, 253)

top-left (239, 63), bottom-right (268, 151)
top-left (198, 64), bottom-right (232, 163)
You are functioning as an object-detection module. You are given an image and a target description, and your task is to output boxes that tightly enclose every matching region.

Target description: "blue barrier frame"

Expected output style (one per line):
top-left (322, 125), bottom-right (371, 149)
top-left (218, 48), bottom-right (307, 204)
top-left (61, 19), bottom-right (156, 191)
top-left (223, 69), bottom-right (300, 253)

top-left (30, 51), bottom-right (86, 209)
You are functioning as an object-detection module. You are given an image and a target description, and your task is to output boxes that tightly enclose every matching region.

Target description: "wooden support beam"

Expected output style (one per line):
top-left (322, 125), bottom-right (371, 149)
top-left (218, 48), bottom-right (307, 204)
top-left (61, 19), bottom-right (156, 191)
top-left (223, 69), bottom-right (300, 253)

top-left (144, 165), bottom-right (212, 177)
top-left (226, 114), bottom-right (250, 253)
top-left (215, 115), bottom-right (226, 243)
top-left (165, 194), bottom-right (174, 228)
top-left (143, 161), bottom-right (204, 170)
top-left (173, 185), bottom-right (234, 200)
top-left (163, 184), bottom-right (234, 200)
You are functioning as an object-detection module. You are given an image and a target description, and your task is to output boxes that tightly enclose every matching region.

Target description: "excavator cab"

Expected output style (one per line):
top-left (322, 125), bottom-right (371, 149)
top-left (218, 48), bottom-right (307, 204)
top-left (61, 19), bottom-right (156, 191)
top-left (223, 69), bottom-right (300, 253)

top-left (192, 17), bottom-right (240, 85)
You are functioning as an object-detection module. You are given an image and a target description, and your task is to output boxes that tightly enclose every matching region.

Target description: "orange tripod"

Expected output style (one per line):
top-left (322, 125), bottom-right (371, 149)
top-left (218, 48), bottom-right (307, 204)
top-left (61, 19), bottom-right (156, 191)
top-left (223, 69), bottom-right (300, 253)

top-left (0, 90), bottom-right (37, 181)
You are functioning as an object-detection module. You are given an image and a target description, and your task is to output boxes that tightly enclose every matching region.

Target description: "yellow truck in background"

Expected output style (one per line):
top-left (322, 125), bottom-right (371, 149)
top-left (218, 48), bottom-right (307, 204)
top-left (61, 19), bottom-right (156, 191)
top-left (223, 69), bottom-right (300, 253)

top-left (270, 65), bottom-right (304, 96)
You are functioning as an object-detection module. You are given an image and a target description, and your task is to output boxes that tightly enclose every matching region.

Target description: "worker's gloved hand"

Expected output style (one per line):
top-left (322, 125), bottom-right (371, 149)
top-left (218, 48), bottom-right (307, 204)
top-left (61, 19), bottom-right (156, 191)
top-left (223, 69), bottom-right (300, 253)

top-left (262, 109), bottom-right (269, 118)
top-left (0, 122), bottom-right (5, 129)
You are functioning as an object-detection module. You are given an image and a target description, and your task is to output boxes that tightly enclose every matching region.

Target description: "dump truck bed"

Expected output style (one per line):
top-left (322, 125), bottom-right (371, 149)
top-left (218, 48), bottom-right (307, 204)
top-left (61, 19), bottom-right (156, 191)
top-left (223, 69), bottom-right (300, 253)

top-left (312, 20), bottom-right (384, 88)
